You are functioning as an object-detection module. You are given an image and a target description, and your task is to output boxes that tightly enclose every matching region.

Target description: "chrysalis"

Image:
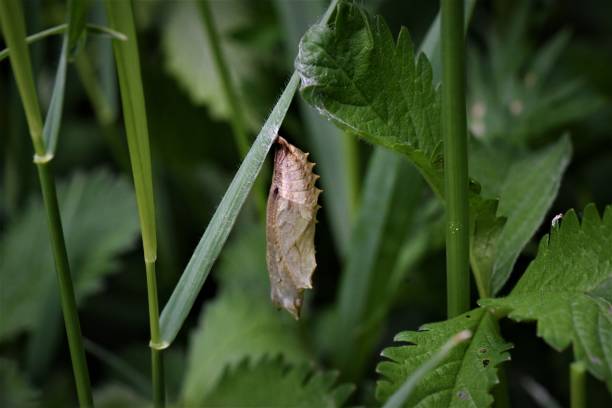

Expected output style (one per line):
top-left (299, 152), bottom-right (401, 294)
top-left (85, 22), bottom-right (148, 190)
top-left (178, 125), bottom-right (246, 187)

top-left (266, 136), bottom-right (321, 319)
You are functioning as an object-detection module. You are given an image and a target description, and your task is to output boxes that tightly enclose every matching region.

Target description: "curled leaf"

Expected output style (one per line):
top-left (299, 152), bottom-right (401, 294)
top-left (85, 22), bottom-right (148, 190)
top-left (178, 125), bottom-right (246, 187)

top-left (266, 136), bottom-right (321, 319)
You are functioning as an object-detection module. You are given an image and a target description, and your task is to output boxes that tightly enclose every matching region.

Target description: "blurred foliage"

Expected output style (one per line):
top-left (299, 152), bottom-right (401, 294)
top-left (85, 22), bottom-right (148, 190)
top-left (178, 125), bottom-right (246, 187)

top-left (1, 0), bottom-right (611, 406)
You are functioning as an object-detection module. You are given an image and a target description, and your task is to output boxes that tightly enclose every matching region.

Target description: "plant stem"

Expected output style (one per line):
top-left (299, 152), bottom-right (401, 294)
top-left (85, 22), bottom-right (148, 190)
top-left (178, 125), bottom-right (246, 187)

top-left (0, 1), bottom-right (93, 405)
top-left (37, 163), bottom-right (94, 407)
top-left (103, 1), bottom-right (165, 406)
top-left (441, 0), bottom-right (471, 317)
top-left (570, 361), bottom-right (586, 408)
top-left (198, 0), bottom-right (266, 216)
top-left (146, 260), bottom-right (165, 407)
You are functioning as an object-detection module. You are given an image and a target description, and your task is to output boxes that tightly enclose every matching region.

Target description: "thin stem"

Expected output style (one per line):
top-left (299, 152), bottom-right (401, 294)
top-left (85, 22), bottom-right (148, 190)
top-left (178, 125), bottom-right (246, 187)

top-left (37, 163), bottom-right (93, 407)
top-left (441, 0), bottom-right (470, 317)
top-left (570, 361), bottom-right (586, 408)
top-left (103, 1), bottom-right (164, 406)
top-left (198, 0), bottom-right (248, 158)
top-left (198, 0), bottom-right (266, 216)
top-left (146, 261), bottom-right (165, 407)
top-left (0, 1), bottom-right (93, 405)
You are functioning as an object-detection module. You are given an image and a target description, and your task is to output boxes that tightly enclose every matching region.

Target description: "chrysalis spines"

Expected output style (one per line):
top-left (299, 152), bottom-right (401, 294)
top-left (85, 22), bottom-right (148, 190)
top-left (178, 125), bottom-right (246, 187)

top-left (266, 136), bottom-right (322, 319)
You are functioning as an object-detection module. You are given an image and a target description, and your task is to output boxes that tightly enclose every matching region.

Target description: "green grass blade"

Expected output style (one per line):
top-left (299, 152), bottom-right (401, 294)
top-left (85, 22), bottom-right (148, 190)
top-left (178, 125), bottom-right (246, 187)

top-left (66, 0), bottom-right (90, 50)
top-left (104, 0), bottom-right (157, 263)
top-left (42, 37), bottom-right (68, 158)
top-left (159, 72), bottom-right (300, 346)
top-left (104, 1), bottom-right (164, 405)
top-left (382, 330), bottom-right (472, 408)
top-left (42, 0), bottom-right (90, 158)
top-left (0, 24), bottom-right (67, 61)
top-left (0, 23), bottom-right (126, 62)
top-left (0, 0), bottom-right (45, 155)
top-left (159, 0), bottom-right (341, 348)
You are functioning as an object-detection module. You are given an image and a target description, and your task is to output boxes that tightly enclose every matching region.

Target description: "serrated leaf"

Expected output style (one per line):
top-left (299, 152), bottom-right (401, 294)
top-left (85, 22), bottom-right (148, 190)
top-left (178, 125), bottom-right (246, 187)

top-left (296, 1), bottom-right (444, 196)
top-left (0, 170), bottom-right (139, 341)
top-left (470, 136), bottom-right (572, 295)
top-left (377, 308), bottom-right (512, 407)
top-left (199, 357), bottom-right (353, 408)
top-left (181, 291), bottom-right (311, 406)
top-left (481, 205), bottom-right (612, 392)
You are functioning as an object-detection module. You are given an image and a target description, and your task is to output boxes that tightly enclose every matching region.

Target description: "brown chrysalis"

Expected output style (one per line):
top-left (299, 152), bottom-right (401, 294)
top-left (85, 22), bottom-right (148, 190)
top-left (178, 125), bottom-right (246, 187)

top-left (266, 136), bottom-right (321, 319)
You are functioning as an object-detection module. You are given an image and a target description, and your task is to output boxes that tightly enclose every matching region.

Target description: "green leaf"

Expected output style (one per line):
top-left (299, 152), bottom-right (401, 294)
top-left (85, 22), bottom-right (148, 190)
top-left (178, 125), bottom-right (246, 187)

top-left (66, 0), bottom-right (90, 51)
top-left (181, 292), bottom-right (311, 406)
top-left (162, 0), bottom-right (267, 129)
top-left (42, 0), bottom-right (91, 158)
top-left (377, 308), bottom-right (512, 407)
top-left (470, 136), bottom-right (572, 295)
top-left (0, 170), bottom-right (140, 341)
top-left (0, 24), bottom-right (128, 62)
top-left (158, 0), bottom-right (342, 348)
top-left (158, 72), bottom-right (300, 347)
top-left (296, 1), bottom-right (444, 197)
top-left (334, 150), bottom-right (424, 377)
top-left (466, 3), bottom-right (604, 144)
top-left (382, 331), bottom-right (472, 408)
top-left (0, 358), bottom-right (39, 408)
top-left (105, 0), bottom-right (157, 262)
top-left (199, 357), bottom-right (353, 408)
top-left (42, 37), bottom-right (68, 158)
top-left (481, 205), bottom-right (612, 392)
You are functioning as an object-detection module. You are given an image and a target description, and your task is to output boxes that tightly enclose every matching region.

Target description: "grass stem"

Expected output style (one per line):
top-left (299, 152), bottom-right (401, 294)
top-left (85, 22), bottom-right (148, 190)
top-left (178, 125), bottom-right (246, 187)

top-left (104, 1), bottom-right (165, 405)
top-left (441, 0), bottom-right (471, 317)
top-left (570, 361), bottom-right (586, 408)
top-left (36, 162), bottom-right (93, 407)
top-left (0, 1), bottom-right (93, 405)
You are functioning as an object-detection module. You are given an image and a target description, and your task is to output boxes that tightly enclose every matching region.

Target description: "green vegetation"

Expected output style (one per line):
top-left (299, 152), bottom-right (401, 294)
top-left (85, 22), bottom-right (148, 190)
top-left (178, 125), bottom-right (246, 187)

top-left (1, 0), bottom-right (611, 407)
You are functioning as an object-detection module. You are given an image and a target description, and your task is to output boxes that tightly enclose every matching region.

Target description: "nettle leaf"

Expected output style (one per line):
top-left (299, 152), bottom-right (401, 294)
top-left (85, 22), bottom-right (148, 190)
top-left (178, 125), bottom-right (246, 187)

top-left (377, 308), bottom-right (512, 407)
top-left (200, 357), bottom-right (353, 408)
top-left (296, 1), bottom-right (444, 196)
top-left (181, 291), bottom-right (310, 406)
top-left (470, 136), bottom-right (572, 295)
top-left (0, 170), bottom-right (139, 341)
top-left (481, 205), bottom-right (612, 391)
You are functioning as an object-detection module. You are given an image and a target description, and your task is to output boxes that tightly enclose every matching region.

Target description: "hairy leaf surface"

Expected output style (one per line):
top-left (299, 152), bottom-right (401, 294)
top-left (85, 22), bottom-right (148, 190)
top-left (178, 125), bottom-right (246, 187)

top-left (377, 308), bottom-right (512, 407)
top-left (296, 1), bottom-right (443, 195)
top-left (200, 357), bottom-right (353, 408)
top-left (481, 205), bottom-right (612, 391)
